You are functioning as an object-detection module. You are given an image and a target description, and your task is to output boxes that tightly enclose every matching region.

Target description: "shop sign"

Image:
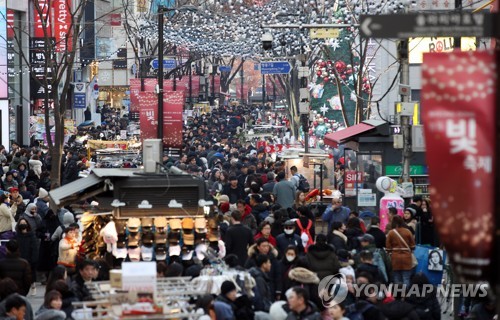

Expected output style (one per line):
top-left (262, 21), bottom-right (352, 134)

top-left (345, 170), bottom-right (363, 197)
top-left (385, 165), bottom-right (428, 176)
top-left (73, 82), bottom-right (86, 109)
top-left (53, 0), bottom-right (72, 52)
top-left (357, 190), bottom-right (376, 206)
top-left (421, 51), bottom-right (495, 283)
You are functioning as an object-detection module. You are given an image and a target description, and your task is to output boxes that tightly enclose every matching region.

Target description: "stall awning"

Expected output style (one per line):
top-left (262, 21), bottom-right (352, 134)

top-left (324, 122), bottom-right (378, 148)
top-left (49, 174), bottom-right (104, 205)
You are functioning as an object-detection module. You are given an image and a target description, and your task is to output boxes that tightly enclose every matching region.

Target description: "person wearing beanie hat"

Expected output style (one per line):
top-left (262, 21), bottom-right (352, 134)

top-left (214, 280), bottom-right (237, 320)
top-left (403, 207), bottom-right (418, 234)
top-left (35, 188), bottom-right (50, 218)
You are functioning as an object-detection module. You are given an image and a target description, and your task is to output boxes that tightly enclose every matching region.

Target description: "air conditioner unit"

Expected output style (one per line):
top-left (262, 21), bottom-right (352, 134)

top-left (143, 139), bottom-right (162, 173)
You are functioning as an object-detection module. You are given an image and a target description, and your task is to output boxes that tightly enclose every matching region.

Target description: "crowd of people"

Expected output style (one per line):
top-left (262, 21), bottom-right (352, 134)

top-left (0, 104), bottom-right (495, 320)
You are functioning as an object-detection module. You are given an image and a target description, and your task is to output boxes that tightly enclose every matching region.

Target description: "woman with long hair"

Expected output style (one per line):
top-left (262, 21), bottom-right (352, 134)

top-left (15, 217), bottom-right (38, 294)
top-left (420, 199), bottom-right (438, 246)
top-left (46, 265), bottom-right (67, 293)
top-left (386, 215), bottom-right (415, 286)
top-left (35, 290), bottom-right (66, 320)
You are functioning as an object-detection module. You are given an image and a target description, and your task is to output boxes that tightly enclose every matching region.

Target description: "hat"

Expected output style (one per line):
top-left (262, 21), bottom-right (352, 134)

top-left (182, 218), bottom-right (194, 229)
top-left (141, 246), bottom-right (154, 261)
top-left (195, 243), bottom-right (208, 260)
top-left (169, 245), bottom-right (181, 257)
top-left (182, 250), bottom-right (194, 261)
top-left (128, 247), bottom-right (141, 262)
top-left (8, 187), bottom-right (18, 192)
top-left (127, 218), bottom-right (141, 232)
top-left (113, 247), bottom-right (128, 259)
top-left (337, 249), bottom-right (350, 262)
top-left (195, 218), bottom-right (206, 229)
top-left (405, 207), bottom-right (417, 216)
top-left (39, 188), bottom-right (49, 199)
top-left (128, 233), bottom-right (141, 247)
top-left (358, 234), bottom-right (375, 243)
top-left (220, 280), bottom-right (237, 296)
top-left (283, 219), bottom-right (296, 227)
top-left (169, 218), bottom-right (182, 230)
top-left (141, 217), bottom-right (153, 229)
top-left (154, 217), bottom-right (168, 229)
top-left (218, 195), bottom-right (230, 204)
top-left (155, 245), bottom-right (167, 261)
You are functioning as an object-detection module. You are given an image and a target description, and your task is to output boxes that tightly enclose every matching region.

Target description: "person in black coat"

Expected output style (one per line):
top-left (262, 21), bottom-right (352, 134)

top-left (248, 254), bottom-right (273, 312)
top-left (327, 221), bottom-right (348, 252)
top-left (62, 153), bottom-right (80, 186)
top-left (0, 240), bottom-right (32, 296)
top-left (366, 217), bottom-right (387, 249)
top-left (15, 219), bottom-right (38, 289)
top-left (306, 234), bottom-right (341, 280)
top-left (275, 220), bottom-right (304, 258)
top-left (222, 176), bottom-right (246, 204)
top-left (405, 273), bottom-right (441, 320)
top-left (277, 245), bottom-right (300, 296)
top-left (224, 211), bottom-right (254, 267)
top-left (345, 217), bottom-right (364, 251)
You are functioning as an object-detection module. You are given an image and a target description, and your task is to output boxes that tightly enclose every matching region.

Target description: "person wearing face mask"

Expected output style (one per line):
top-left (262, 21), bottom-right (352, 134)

top-left (275, 220), bottom-right (304, 259)
top-left (321, 197), bottom-right (350, 234)
top-left (15, 218), bottom-right (38, 296)
top-left (277, 245), bottom-right (300, 296)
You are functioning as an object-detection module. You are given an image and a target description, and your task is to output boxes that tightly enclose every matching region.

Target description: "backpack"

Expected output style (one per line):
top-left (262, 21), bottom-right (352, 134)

top-left (296, 219), bottom-right (313, 252)
top-left (296, 174), bottom-right (310, 192)
top-left (345, 302), bottom-right (374, 320)
top-left (372, 248), bottom-right (389, 283)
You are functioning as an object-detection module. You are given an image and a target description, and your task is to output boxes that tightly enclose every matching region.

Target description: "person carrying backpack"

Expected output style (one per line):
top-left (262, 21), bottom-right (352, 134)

top-left (290, 166), bottom-right (310, 192)
top-left (295, 206), bottom-right (315, 252)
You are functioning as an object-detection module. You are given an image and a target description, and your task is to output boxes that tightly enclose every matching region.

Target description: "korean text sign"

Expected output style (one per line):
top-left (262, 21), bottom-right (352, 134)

top-left (421, 51), bottom-right (496, 283)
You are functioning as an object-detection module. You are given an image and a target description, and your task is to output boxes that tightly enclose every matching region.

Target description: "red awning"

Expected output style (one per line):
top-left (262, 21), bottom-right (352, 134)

top-left (324, 122), bottom-right (375, 148)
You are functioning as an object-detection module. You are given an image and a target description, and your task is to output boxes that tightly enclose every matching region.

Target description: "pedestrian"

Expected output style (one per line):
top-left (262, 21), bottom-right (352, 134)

top-left (236, 200), bottom-right (257, 234)
top-left (306, 234), bottom-right (341, 280)
top-left (214, 281), bottom-right (237, 320)
top-left (403, 207), bottom-right (417, 234)
top-left (386, 216), bottom-right (415, 286)
top-left (254, 221), bottom-right (277, 247)
top-left (0, 194), bottom-right (14, 235)
top-left (366, 216), bottom-right (386, 249)
top-left (275, 220), bottom-right (304, 258)
top-left (69, 260), bottom-right (96, 301)
top-left (327, 221), bottom-right (348, 252)
top-left (249, 254), bottom-right (273, 312)
top-left (15, 219), bottom-right (38, 295)
top-left (57, 225), bottom-right (79, 274)
top-left (284, 286), bottom-right (321, 320)
top-left (321, 197), bottom-right (350, 233)
top-left (0, 240), bottom-right (32, 296)
top-left (224, 211), bottom-right (254, 267)
top-left (34, 290), bottom-right (66, 320)
top-left (273, 172), bottom-right (296, 210)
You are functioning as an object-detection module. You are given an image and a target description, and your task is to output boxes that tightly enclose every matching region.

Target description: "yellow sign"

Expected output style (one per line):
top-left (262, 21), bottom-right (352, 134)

top-left (395, 102), bottom-right (420, 125)
top-left (409, 37), bottom-right (476, 64)
top-left (310, 28), bottom-right (340, 39)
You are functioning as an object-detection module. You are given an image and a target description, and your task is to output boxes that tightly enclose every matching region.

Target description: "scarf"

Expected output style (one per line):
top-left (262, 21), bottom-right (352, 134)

top-left (333, 230), bottom-right (348, 243)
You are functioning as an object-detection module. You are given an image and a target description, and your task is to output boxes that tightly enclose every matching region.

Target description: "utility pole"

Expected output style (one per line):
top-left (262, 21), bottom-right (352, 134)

top-left (262, 74), bottom-right (266, 106)
top-left (240, 59), bottom-right (244, 104)
top-left (157, 6), bottom-right (164, 140)
top-left (398, 40), bottom-right (411, 183)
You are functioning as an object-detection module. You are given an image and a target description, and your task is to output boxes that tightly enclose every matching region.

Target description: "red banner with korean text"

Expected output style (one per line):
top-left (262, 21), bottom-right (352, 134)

top-left (129, 79), bottom-right (141, 113)
top-left (421, 51), bottom-right (496, 283)
top-left (163, 91), bottom-right (185, 148)
top-left (53, 0), bottom-right (72, 52)
top-left (138, 91), bottom-right (158, 141)
top-left (34, 0), bottom-right (52, 37)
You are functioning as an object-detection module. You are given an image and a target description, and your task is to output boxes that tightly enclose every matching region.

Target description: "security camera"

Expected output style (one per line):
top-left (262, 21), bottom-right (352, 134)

top-left (262, 32), bottom-right (273, 50)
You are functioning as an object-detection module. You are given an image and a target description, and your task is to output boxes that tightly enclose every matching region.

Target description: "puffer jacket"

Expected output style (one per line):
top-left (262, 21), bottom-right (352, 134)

top-left (28, 159), bottom-right (43, 177)
top-left (287, 267), bottom-right (322, 312)
top-left (306, 243), bottom-right (341, 280)
top-left (35, 306), bottom-right (66, 320)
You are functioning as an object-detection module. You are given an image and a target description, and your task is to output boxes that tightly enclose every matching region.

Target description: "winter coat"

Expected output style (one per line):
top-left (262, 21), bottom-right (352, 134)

top-left (222, 185), bottom-right (245, 204)
top-left (224, 223), bottom-right (254, 267)
top-left (379, 300), bottom-right (420, 320)
top-left (0, 252), bottom-right (32, 295)
top-left (35, 199), bottom-right (50, 219)
top-left (287, 267), bottom-right (323, 311)
top-left (327, 230), bottom-right (348, 252)
top-left (57, 236), bottom-right (78, 268)
top-left (214, 295), bottom-right (236, 320)
top-left (275, 233), bottom-right (304, 258)
top-left (356, 263), bottom-right (386, 283)
top-left (306, 243), bottom-right (341, 280)
top-left (386, 227), bottom-right (415, 271)
top-left (248, 267), bottom-right (272, 312)
top-left (285, 301), bottom-right (321, 320)
top-left (28, 159), bottom-right (43, 178)
top-left (253, 232), bottom-right (277, 247)
top-left (0, 294), bottom-right (34, 320)
top-left (251, 203), bottom-right (269, 225)
top-left (51, 211), bottom-right (75, 241)
top-left (241, 206), bottom-right (257, 234)
top-left (0, 203), bottom-right (14, 233)
top-left (20, 204), bottom-right (43, 237)
top-left (9, 156), bottom-right (22, 172)
top-left (345, 227), bottom-right (364, 251)
top-left (62, 156), bottom-right (80, 185)
top-left (405, 288), bottom-right (441, 320)
top-left (277, 259), bottom-right (300, 294)
top-left (347, 300), bottom-right (387, 320)
top-left (367, 226), bottom-right (387, 249)
top-left (35, 306), bottom-right (66, 320)
top-left (244, 243), bottom-right (281, 296)
top-left (16, 231), bottom-right (38, 265)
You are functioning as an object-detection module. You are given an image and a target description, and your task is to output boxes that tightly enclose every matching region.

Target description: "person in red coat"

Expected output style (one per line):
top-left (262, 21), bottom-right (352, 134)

top-left (254, 221), bottom-right (277, 247)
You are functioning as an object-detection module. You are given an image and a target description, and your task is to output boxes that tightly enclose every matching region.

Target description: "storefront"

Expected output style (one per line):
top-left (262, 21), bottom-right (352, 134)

top-left (98, 86), bottom-right (130, 109)
top-left (325, 120), bottom-right (428, 212)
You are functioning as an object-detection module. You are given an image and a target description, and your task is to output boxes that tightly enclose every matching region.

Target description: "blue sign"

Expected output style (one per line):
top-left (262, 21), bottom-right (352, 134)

top-left (73, 93), bottom-right (86, 109)
top-left (219, 66), bottom-right (231, 72)
top-left (260, 61), bottom-right (292, 74)
top-left (151, 59), bottom-right (177, 69)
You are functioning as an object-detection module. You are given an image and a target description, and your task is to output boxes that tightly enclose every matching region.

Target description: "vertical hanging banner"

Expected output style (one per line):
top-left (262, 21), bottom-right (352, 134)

top-left (53, 0), bottom-right (72, 52)
top-left (162, 91), bottom-right (185, 148)
top-left (129, 78), bottom-right (141, 113)
top-left (0, 0), bottom-right (7, 99)
top-left (138, 91), bottom-right (158, 141)
top-left (33, 0), bottom-right (52, 37)
top-left (421, 51), bottom-right (496, 283)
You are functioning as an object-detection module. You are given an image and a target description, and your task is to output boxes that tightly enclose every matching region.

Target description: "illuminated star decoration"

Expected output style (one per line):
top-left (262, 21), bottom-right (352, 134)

top-left (320, 104), bottom-right (329, 115)
top-left (328, 39), bottom-right (341, 51)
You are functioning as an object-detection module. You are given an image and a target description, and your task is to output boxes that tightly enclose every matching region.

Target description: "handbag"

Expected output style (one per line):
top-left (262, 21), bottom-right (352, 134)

top-left (393, 229), bottom-right (418, 268)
